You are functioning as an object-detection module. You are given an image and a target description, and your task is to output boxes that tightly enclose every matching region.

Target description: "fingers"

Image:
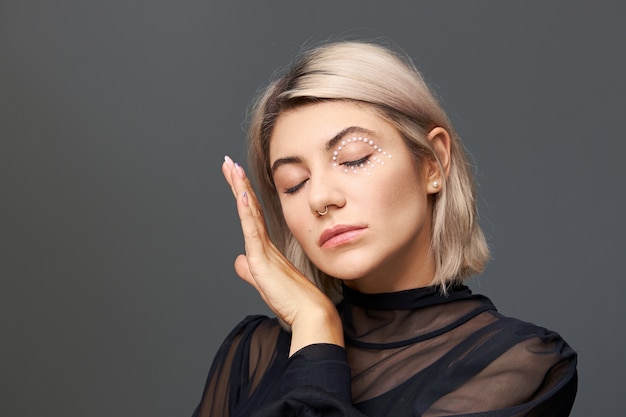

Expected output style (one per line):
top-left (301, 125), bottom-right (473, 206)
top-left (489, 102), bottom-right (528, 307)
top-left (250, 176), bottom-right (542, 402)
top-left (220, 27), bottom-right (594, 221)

top-left (222, 155), bottom-right (260, 211)
top-left (222, 156), bottom-right (238, 199)
top-left (222, 155), bottom-right (269, 258)
top-left (234, 169), bottom-right (269, 258)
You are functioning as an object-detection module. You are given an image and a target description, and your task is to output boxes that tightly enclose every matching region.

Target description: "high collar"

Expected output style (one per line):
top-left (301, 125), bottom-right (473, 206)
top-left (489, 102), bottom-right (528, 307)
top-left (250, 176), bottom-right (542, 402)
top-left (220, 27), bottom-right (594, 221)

top-left (339, 283), bottom-right (496, 349)
top-left (341, 283), bottom-right (475, 310)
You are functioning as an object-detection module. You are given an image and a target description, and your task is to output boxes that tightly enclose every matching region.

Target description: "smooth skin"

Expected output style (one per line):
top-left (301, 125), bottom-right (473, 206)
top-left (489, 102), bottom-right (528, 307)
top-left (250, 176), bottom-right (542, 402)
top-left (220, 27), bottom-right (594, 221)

top-left (222, 101), bottom-right (451, 356)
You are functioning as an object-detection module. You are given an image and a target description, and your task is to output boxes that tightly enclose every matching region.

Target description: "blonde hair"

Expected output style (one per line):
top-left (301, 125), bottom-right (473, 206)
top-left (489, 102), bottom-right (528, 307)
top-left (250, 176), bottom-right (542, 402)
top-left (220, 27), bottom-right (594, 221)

top-left (247, 41), bottom-right (489, 302)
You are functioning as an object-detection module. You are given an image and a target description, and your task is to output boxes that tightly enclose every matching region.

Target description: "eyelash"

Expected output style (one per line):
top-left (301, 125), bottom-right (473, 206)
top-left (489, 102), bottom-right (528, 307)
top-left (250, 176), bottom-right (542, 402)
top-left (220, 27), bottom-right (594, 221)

top-left (282, 155), bottom-right (372, 195)
top-left (284, 180), bottom-right (307, 195)
top-left (341, 155), bottom-right (371, 167)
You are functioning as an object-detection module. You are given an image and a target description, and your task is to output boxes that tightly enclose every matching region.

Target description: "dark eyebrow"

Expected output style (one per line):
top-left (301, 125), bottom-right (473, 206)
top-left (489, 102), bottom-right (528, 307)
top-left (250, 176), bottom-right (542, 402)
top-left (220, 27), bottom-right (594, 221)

top-left (324, 126), bottom-right (376, 151)
top-left (271, 156), bottom-right (302, 174)
top-left (271, 126), bottom-right (376, 174)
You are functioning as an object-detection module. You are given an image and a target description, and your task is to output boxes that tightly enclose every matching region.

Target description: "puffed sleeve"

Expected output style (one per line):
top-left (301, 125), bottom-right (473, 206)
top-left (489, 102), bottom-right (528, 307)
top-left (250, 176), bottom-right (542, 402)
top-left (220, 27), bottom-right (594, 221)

top-left (251, 344), bottom-right (367, 417)
top-left (193, 316), bottom-right (368, 417)
top-left (413, 319), bottom-right (578, 417)
top-left (192, 315), bottom-right (276, 417)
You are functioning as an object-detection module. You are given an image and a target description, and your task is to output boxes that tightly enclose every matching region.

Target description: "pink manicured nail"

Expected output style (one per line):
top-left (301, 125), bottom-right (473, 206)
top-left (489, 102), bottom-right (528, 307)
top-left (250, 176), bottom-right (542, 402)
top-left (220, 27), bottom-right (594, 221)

top-left (242, 191), bottom-right (249, 207)
top-left (235, 163), bottom-right (246, 179)
top-left (224, 155), bottom-right (234, 167)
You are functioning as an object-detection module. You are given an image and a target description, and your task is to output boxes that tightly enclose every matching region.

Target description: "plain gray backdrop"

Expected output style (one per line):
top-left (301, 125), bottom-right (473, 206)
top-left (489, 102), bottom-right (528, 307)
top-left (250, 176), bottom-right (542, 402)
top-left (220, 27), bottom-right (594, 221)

top-left (1, 1), bottom-right (624, 416)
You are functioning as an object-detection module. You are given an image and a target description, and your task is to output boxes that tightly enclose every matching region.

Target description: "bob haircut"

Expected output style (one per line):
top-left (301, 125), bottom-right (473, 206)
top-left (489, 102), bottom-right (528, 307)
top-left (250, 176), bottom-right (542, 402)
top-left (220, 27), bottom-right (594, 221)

top-left (247, 41), bottom-right (489, 303)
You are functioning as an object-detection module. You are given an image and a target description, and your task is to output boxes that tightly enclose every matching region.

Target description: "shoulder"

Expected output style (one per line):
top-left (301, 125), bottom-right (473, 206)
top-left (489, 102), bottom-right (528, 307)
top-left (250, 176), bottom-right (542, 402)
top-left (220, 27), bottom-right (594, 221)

top-left (467, 297), bottom-right (577, 381)
top-left (484, 313), bottom-right (576, 372)
top-left (466, 311), bottom-right (578, 412)
top-left (432, 295), bottom-right (578, 413)
top-left (223, 315), bottom-right (287, 352)
top-left (461, 291), bottom-right (575, 354)
top-left (228, 315), bottom-right (282, 338)
top-left (487, 309), bottom-right (576, 359)
top-left (223, 315), bottom-right (290, 371)
top-left (210, 315), bottom-right (286, 370)
top-left (194, 318), bottom-right (290, 415)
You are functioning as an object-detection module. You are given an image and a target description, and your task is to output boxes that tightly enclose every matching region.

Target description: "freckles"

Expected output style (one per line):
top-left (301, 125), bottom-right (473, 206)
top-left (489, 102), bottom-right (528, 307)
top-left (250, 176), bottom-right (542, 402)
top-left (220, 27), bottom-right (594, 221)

top-left (331, 136), bottom-right (393, 176)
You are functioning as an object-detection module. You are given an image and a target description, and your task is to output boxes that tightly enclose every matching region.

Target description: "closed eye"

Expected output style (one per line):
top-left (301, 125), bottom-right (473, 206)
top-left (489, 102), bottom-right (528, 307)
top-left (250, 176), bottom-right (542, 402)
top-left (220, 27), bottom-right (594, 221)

top-left (341, 155), bottom-right (371, 167)
top-left (284, 179), bottom-right (308, 195)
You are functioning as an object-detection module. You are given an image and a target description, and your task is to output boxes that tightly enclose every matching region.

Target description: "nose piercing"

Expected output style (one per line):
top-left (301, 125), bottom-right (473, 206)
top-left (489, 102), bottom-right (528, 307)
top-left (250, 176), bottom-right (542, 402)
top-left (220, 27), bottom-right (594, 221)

top-left (316, 206), bottom-right (329, 216)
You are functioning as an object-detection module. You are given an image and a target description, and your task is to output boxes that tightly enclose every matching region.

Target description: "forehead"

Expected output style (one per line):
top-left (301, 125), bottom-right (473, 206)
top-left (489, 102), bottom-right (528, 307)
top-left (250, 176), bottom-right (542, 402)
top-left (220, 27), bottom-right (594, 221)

top-left (269, 101), bottom-right (395, 158)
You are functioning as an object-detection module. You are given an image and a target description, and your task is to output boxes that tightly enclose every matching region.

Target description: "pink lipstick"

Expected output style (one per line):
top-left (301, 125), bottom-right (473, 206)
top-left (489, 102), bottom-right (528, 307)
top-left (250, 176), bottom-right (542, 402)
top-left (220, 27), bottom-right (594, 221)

top-left (319, 225), bottom-right (367, 248)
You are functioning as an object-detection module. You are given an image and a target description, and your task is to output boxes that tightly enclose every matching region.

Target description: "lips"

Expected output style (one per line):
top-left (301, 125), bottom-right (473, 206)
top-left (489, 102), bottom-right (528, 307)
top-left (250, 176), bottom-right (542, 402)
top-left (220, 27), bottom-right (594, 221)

top-left (319, 224), bottom-right (367, 248)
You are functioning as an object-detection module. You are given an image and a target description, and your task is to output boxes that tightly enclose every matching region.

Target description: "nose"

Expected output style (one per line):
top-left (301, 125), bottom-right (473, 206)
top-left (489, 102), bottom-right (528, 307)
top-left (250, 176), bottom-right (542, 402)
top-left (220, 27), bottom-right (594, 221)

top-left (307, 172), bottom-right (346, 216)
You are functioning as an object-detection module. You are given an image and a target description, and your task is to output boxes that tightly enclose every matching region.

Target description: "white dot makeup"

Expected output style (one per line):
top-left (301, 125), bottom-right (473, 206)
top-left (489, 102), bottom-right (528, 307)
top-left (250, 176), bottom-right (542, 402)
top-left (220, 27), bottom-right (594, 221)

top-left (331, 136), bottom-right (392, 176)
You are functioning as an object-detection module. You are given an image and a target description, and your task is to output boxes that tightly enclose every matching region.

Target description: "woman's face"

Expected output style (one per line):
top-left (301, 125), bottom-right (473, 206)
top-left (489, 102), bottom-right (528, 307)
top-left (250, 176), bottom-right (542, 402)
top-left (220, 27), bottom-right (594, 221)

top-left (269, 101), bottom-right (443, 293)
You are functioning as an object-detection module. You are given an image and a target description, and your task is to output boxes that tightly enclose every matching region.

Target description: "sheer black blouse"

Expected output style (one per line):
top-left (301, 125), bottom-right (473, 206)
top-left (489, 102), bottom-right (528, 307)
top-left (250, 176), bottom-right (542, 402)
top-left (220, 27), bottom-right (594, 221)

top-left (192, 285), bottom-right (577, 416)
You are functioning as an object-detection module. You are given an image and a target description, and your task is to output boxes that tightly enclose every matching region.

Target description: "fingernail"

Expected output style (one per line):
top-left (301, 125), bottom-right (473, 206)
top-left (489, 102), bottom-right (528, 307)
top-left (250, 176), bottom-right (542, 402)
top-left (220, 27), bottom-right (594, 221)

top-left (224, 155), bottom-right (234, 167)
top-left (235, 163), bottom-right (246, 179)
top-left (242, 191), bottom-right (249, 207)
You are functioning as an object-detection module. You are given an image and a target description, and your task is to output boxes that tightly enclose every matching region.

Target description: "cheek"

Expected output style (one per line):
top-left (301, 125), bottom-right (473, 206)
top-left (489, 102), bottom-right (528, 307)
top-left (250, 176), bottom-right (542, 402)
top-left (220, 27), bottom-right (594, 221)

top-left (371, 157), bottom-right (427, 214)
top-left (281, 202), bottom-right (313, 245)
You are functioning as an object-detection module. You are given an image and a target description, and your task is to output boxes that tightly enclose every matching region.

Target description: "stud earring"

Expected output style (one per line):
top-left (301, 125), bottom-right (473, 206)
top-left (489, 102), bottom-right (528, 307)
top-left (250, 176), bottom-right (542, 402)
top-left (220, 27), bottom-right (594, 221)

top-left (433, 181), bottom-right (439, 188)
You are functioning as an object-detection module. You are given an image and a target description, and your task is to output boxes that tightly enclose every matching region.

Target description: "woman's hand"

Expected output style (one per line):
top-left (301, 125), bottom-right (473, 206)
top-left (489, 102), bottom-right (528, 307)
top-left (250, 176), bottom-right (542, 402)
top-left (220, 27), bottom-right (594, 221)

top-left (221, 156), bottom-right (343, 355)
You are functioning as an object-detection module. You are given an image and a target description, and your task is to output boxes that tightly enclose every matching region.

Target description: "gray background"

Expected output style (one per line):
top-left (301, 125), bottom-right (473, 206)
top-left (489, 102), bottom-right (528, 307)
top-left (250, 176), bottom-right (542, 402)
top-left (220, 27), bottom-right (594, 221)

top-left (1, 1), bottom-right (624, 416)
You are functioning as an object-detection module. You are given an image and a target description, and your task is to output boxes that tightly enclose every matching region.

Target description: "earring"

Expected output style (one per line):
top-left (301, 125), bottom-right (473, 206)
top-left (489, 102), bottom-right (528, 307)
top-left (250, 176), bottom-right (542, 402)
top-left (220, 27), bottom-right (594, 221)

top-left (432, 181), bottom-right (439, 188)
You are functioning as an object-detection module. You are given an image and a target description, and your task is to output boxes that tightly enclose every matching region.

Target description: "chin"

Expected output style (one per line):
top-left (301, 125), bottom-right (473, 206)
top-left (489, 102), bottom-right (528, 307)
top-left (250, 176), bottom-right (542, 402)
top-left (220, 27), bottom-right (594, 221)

top-left (318, 259), bottom-right (377, 281)
top-left (308, 246), bottom-right (386, 280)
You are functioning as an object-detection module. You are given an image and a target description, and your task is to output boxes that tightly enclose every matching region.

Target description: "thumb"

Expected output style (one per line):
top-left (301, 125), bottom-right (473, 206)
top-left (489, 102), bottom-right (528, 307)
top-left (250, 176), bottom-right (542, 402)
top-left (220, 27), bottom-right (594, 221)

top-left (234, 254), bottom-right (255, 286)
top-left (234, 254), bottom-right (272, 309)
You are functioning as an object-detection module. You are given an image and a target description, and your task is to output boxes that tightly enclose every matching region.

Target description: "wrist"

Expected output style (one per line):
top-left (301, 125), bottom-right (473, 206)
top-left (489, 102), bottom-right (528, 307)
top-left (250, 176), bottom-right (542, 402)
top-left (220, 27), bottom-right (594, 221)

top-left (289, 305), bottom-right (344, 356)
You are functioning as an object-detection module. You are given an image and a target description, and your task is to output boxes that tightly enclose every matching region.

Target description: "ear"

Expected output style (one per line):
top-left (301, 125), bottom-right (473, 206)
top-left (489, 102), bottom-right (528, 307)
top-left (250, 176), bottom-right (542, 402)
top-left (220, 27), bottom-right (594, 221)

top-left (424, 127), bottom-right (451, 194)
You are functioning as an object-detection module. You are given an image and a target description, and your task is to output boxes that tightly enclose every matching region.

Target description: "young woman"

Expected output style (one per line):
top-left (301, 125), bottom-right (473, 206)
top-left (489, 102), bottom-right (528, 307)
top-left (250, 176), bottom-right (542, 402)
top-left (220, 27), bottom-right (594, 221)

top-left (192, 41), bottom-right (577, 417)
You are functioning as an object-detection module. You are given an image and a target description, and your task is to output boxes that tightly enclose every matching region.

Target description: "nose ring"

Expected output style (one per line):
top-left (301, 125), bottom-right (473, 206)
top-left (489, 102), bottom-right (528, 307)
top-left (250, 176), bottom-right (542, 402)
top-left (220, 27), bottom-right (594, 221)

top-left (316, 206), bottom-right (328, 216)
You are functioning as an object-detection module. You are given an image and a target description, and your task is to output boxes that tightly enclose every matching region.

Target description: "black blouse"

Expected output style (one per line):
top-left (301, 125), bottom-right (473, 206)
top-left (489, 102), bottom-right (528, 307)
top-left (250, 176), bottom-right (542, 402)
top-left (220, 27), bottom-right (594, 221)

top-left (192, 285), bottom-right (577, 416)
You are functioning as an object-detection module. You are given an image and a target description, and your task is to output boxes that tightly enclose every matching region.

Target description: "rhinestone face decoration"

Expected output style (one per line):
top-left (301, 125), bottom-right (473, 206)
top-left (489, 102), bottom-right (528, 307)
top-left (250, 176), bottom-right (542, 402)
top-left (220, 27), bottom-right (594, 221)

top-left (331, 136), bottom-right (392, 176)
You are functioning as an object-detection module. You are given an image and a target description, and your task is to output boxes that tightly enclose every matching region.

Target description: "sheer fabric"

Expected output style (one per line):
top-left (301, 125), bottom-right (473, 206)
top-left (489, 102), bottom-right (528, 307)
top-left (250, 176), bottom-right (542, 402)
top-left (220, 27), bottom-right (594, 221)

top-left (192, 285), bottom-right (577, 417)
